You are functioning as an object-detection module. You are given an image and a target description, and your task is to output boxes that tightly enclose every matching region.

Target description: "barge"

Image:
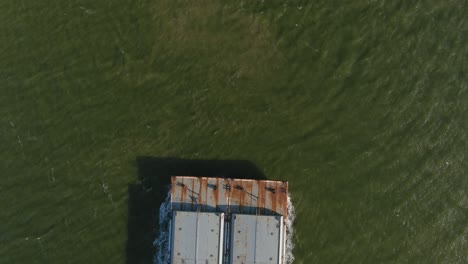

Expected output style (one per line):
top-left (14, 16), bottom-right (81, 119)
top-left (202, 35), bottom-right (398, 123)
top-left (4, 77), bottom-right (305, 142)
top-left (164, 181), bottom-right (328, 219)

top-left (169, 176), bottom-right (289, 264)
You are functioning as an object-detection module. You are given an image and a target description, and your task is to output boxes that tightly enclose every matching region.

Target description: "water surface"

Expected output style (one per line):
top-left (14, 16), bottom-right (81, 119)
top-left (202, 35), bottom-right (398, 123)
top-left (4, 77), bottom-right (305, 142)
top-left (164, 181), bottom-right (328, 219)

top-left (1, 1), bottom-right (467, 263)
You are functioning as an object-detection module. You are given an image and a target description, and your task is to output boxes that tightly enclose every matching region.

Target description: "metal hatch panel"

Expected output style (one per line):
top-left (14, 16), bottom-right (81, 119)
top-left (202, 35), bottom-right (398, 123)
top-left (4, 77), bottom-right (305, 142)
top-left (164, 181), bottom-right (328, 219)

top-left (229, 214), bottom-right (284, 264)
top-left (170, 211), bottom-right (224, 264)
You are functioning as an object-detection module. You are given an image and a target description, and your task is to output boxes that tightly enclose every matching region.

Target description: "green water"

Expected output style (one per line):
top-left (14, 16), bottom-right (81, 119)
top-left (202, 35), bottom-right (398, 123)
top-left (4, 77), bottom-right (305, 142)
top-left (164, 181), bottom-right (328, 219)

top-left (1, 0), bottom-right (467, 263)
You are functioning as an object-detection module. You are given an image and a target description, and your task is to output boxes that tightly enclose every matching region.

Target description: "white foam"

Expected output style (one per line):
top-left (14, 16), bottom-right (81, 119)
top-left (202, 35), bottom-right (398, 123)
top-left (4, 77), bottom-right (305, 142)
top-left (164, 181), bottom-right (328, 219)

top-left (285, 194), bottom-right (296, 264)
top-left (153, 191), bottom-right (171, 264)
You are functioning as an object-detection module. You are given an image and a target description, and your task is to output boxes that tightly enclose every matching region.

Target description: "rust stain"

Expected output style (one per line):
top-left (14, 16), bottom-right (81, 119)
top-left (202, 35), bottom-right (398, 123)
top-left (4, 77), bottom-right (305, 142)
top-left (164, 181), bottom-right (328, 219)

top-left (258, 180), bottom-right (265, 214)
top-left (268, 183), bottom-right (277, 214)
top-left (199, 177), bottom-right (205, 209)
top-left (190, 177), bottom-right (195, 211)
top-left (171, 176), bottom-right (288, 217)
top-left (180, 178), bottom-right (187, 211)
top-left (233, 181), bottom-right (240, 212)
top-left (244, 180), bottom-right (253, 214)
top-left (282, 181), bottom-right (289, 217)
top-left (170, 177), bottom-right (176, 209)
top-left (170, 177), bottom-right (175, 197)
top-left (230, 179), bottom-right (245, 213)
top-left (223, 178), bottom-right (230, 212)
top-left (213, 178), bottom-right (219, 210)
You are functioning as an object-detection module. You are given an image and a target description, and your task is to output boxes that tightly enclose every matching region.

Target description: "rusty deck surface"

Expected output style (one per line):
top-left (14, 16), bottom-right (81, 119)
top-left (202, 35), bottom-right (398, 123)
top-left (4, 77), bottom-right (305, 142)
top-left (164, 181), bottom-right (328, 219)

top-left (171, 176), bottom-right (288, 217)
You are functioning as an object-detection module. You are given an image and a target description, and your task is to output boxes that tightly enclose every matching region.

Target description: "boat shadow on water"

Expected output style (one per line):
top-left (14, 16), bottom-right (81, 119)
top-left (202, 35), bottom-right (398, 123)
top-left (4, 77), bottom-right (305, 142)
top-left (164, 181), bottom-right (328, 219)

top-left (126, 157), bottom-right (267, 264)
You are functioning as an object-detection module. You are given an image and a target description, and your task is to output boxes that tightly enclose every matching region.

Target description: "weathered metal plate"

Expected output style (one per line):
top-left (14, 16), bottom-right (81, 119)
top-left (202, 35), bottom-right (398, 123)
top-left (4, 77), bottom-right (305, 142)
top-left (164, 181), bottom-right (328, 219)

top-left (230, 214), bottom-right (284, 264)
top-left (170, 211), bottom-right (224, 264)
top-left (171, 176), bottom-right (288, 217)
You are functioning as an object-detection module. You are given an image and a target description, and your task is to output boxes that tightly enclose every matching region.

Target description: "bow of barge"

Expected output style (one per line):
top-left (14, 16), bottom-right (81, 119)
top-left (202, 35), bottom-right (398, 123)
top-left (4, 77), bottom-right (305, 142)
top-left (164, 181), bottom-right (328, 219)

top-left (169, 176), bottom-right (289, 264)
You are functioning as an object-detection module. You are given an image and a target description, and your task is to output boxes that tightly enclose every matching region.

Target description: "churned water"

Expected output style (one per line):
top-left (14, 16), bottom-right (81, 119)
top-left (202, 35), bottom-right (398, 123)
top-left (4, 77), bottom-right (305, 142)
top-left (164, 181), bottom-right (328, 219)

top-left (154, 192), bottom-right (171, 264)
top-left (1, 1), bottom-right (467, 263)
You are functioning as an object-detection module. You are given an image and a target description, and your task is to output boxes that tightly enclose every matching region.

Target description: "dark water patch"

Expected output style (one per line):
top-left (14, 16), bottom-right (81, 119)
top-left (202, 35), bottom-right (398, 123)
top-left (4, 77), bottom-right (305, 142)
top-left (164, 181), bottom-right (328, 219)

top-left (126, 157), bottom-right (266, 264)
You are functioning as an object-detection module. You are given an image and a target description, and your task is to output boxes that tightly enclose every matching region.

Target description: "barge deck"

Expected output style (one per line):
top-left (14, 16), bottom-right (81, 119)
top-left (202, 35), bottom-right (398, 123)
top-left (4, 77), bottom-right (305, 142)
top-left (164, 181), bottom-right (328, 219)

top-left (169, 176), bottom-right (289, 264)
